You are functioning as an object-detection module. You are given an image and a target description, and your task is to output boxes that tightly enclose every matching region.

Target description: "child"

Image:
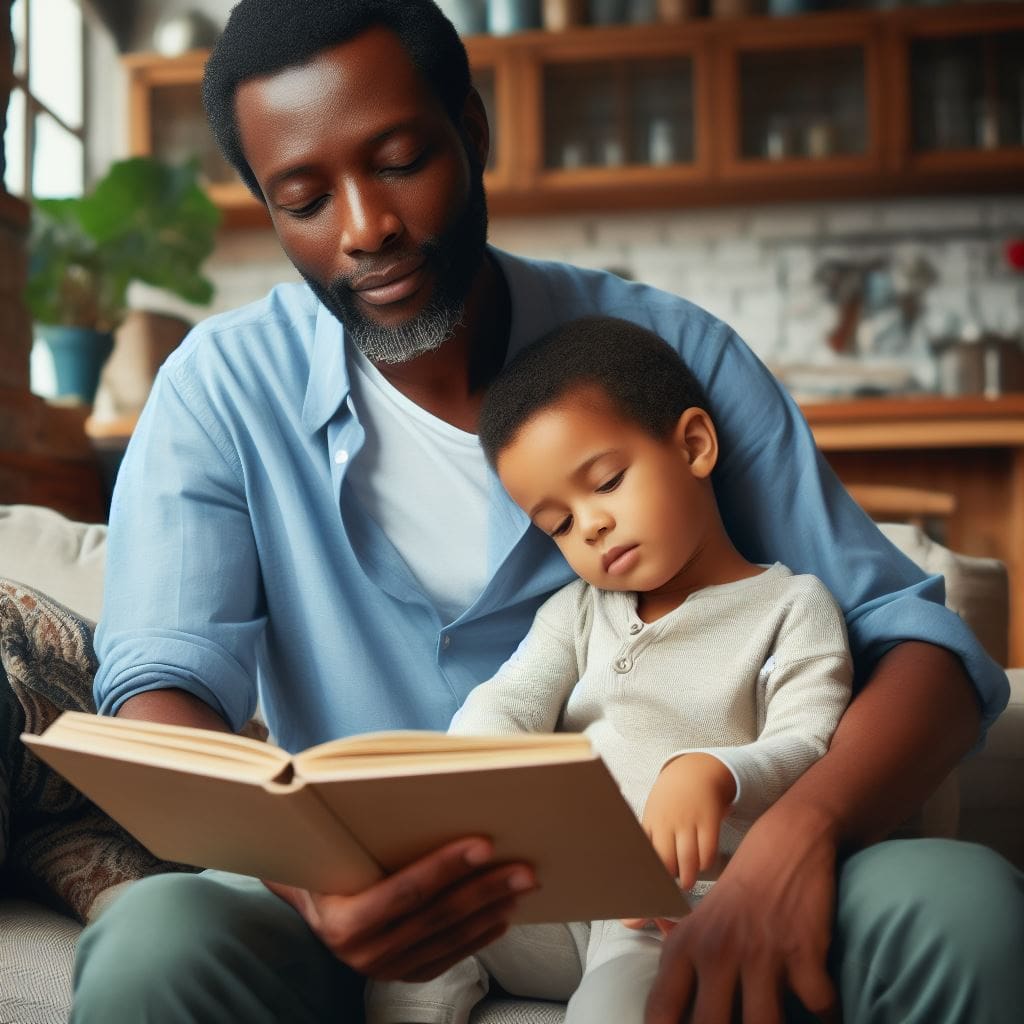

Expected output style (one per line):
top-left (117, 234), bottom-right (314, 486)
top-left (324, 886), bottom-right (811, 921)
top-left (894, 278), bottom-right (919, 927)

top-left (367, 315), bottom-right (853, 1024)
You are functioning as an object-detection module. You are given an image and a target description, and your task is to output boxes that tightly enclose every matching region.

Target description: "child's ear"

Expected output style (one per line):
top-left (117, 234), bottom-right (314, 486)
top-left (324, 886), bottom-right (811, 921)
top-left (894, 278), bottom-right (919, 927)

top-left (672, 408), bottom-right (718, 479)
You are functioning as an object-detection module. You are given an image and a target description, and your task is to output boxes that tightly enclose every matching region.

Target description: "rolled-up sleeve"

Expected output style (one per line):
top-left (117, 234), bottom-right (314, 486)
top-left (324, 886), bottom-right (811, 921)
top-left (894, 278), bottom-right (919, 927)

top-left (679, 319), bottom-right (1009, 740)
top-left (94, 364), bottom-right (265, 732)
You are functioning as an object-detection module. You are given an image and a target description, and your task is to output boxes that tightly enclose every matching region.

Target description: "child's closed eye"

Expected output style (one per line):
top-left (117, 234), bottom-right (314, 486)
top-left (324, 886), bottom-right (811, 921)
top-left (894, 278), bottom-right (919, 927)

top-left (596, 470), bottom-right (625, 493)
top-left (550, 515), bottom-right (573, 538)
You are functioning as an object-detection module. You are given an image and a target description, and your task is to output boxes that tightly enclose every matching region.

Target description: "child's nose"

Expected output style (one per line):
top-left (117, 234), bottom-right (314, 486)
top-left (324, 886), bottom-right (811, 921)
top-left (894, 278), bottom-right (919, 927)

top-left (583, 510), bottom-right (614, 543)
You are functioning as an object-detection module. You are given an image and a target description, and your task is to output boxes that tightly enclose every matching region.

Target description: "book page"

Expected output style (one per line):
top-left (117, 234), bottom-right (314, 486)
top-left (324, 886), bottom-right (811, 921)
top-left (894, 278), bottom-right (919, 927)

top-left (295, 730), bottom-right (594, 779)
top-left (26, 711), bottom-right (289, 783)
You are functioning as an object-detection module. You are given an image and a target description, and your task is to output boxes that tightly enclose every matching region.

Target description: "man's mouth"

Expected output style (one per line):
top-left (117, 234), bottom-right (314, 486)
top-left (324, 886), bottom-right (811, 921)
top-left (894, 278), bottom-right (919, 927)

top-left (602, 545), bottom-right (639, 575)
top-left (350, 256), bottom-right (428, 306)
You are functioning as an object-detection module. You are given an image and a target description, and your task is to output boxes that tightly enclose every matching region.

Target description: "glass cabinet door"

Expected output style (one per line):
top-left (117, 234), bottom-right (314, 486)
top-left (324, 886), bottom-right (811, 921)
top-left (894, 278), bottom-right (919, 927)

top-left (738, 48), bottom-right (867, 163)
top-left (910, 30), bottom-right (1024, 155)
top-left (717, 16), bottom-right (882, 181)
top-left (148, 82), bottom-right (238, 188)
top-left (465, 37), bottom-right (516, 192)
top-left (542, 55), bottom-right (696, 172)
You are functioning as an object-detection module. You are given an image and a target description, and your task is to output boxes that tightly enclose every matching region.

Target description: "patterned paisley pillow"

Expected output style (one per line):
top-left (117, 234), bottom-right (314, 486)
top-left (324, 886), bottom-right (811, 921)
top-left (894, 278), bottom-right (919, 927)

top-left (0, 578), bottom-right (194, 921)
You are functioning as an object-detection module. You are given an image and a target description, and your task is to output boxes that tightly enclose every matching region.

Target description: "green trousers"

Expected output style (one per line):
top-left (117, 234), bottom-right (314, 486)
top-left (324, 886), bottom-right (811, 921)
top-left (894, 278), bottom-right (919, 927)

top-left (71, 838), bottom-right (1024, 1024)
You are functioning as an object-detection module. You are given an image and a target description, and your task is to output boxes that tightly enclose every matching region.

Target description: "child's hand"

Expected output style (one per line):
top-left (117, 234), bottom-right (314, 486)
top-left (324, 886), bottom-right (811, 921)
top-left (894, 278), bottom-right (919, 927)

top-left (641, 753), bottom-right (736, 891)
top-left (621, 916), bottom-right (681, 935)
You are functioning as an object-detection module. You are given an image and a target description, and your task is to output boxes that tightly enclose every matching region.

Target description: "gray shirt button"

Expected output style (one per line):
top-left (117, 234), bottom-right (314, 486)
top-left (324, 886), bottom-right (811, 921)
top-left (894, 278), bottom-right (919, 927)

top-left (628, 622), bottom-right (643, 635)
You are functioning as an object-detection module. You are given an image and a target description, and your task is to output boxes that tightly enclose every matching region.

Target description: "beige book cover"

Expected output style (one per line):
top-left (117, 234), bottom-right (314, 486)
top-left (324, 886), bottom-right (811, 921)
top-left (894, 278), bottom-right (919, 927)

top-left (23, 713), bottom-right (686, 924)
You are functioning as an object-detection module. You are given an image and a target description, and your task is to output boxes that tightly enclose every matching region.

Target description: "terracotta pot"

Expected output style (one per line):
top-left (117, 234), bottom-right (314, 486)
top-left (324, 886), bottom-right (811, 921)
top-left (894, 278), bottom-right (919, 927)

top-left (658, 0), bottom-right (699, 20)
top-left (95, 311), bottom-right (191, 415)
top-left (543, 0), bottom-right (587, 30)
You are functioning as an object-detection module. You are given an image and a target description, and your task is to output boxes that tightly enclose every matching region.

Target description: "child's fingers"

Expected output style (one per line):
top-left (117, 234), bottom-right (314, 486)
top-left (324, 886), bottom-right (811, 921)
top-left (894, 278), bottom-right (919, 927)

top-left (650, 827), bottom-right (680, 880)
top-left (697, 816), bottom-right (721, 872)
top-left (621, 917), bottom-right (650, 930)
top-left (675, 827), bottom-right (700, 890)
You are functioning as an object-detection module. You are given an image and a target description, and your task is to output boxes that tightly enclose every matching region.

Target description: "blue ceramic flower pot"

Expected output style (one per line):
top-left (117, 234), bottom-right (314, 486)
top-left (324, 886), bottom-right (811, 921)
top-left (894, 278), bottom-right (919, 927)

top-left (36, 324), bottom-right (115, 405)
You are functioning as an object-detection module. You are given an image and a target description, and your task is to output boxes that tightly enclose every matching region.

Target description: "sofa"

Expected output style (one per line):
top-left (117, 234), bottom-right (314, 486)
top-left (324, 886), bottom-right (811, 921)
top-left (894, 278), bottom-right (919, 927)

top-left (0, 503), bottom-right (1021, 1024)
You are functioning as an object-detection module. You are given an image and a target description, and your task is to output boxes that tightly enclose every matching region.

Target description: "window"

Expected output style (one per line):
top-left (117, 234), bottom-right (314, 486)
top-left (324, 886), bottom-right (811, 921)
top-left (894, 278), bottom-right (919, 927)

top-left (5, 0), bottom-right (85, 198)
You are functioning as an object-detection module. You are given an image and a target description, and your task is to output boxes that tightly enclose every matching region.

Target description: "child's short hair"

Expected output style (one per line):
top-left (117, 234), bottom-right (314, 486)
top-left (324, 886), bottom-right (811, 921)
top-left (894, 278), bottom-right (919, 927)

top-left (478, 316), bottom-right (710, 466)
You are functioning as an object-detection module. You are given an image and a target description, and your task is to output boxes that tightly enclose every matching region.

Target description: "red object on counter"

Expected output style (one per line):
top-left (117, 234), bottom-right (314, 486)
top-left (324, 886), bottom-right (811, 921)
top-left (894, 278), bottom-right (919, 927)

top-left (1007, 239), bottom-right (1024, 272)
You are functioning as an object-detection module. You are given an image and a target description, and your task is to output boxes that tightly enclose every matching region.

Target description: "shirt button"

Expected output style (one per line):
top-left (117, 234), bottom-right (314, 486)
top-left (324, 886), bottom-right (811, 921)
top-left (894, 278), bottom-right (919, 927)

top-left (614, 657), bottom-right (631, 673)
top-left (629, 622), bottom-right (643, 635)
top-left (334, 449), bottom-right (349, 465)
top-left (442, 635), bottom-right (451, 649)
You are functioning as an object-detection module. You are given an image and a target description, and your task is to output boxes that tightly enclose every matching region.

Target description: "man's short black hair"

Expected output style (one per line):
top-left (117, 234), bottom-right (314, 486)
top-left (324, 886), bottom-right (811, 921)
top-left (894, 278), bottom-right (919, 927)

top-left (202, 0), bottom-right (472, 199)
top-left (478, 316), bottom-right (711, 467)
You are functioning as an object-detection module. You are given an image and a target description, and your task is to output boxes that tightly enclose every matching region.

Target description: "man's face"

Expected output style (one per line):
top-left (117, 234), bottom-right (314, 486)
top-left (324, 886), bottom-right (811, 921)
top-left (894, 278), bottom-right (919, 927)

top-left (235, 27), bottom-right (488, 363)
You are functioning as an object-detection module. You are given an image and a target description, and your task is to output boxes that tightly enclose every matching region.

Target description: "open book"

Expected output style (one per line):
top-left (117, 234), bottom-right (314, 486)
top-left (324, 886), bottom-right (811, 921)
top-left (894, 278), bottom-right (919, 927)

top-left (23, 713), bottom-right (686, 924)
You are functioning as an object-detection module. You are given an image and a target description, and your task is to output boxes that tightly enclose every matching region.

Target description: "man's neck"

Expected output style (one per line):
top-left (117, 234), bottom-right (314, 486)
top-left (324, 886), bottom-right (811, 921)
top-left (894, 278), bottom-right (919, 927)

top-left (369, 253), bottom-right (510, 433)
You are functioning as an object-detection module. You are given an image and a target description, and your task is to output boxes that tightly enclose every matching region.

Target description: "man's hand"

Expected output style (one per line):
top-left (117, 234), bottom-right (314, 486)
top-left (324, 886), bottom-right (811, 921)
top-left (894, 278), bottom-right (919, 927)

top-left (644, 642), bottom-right (980, 1024)
top-left (263, 837), bottom-right (535, 982)
top-left (642, 753), bottom-right (736, 890)
top-left (646, 802), bottom-right (840, 1024)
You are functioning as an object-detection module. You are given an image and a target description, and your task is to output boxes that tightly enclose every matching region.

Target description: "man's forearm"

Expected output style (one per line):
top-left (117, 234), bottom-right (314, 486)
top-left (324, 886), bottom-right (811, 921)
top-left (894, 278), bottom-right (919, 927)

top-left (767, 641), bottom-right (981, 852)
top-left (116, 688), bottom-right (231, 732)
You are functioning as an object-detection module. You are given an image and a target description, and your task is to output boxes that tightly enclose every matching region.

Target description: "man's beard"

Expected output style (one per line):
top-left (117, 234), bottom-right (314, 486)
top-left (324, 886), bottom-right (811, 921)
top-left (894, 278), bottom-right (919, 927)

top-left (303, 164), bottom-right (488, 364)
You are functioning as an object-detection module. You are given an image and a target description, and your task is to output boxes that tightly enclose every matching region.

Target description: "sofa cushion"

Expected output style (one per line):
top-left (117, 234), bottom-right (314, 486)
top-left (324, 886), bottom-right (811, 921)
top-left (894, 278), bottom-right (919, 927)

top-left (470, 998), bottom-right (565, 1023)
top-left (958, 668), bottom-right (1024, 869)
top-left (0, 899), bottom-right (78, 1024)
top-left (0, 505), bottom-right (106, 621)
top-left (877, 522), bottom-right (1009, 666)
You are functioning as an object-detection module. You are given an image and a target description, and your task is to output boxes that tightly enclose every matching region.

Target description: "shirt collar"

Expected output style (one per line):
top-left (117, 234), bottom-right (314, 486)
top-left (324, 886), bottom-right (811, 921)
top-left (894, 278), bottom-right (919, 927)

top-left (301, 300), bottom-right (352, 434)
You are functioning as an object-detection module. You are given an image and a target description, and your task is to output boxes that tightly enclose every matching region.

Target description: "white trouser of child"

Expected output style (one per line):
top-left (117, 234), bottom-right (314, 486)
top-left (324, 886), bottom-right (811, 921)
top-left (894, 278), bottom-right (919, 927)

top-left (364, 919), bottom-right (663, 1024)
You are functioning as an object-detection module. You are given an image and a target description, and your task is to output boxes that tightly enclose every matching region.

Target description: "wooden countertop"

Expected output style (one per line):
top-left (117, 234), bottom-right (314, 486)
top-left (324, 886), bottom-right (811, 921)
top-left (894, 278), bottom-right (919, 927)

top-left (801, 394), bottom-right (1024, 451)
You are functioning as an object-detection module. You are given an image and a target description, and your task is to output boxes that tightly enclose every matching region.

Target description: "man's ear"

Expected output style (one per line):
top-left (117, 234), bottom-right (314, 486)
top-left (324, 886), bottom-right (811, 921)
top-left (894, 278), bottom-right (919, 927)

top-left (460, 88), bottom-right (490, 170)
top-left (672, 407), bottom-right (718, 479)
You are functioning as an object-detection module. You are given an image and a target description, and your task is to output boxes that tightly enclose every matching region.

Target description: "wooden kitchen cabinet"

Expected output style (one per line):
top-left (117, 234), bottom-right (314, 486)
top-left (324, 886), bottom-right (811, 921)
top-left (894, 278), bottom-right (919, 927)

top-left (713, 12), bottom-right (884, 184)
top-left (507, 28), bottom-right (714, 209)
top-left (884, 5), bottom-right (1024, 181)
top-left (122, 4), bottom-right (1024, 224)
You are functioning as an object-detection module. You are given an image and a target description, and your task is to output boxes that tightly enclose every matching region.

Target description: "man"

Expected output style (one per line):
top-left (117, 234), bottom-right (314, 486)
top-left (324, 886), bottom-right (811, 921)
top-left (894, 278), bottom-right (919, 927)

top-left (73, 1), bottom-right (1023, 1022)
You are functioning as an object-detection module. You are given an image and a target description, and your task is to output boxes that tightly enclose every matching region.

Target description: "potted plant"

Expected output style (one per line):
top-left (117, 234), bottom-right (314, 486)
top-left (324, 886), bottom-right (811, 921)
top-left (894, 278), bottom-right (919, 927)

top-left (26, 156), bottom-right (220, 403)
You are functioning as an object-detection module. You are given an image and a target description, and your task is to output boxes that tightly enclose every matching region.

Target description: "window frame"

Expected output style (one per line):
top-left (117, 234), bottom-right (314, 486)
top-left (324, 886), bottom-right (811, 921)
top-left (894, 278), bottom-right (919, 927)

top-left (7, 0), bottom-right (87, 198)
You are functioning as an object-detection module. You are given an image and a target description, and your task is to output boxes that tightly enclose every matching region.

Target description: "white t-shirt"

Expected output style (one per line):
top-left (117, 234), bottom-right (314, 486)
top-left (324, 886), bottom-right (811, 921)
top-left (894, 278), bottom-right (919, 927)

top-left (345, 348), bottom-right (490, 624)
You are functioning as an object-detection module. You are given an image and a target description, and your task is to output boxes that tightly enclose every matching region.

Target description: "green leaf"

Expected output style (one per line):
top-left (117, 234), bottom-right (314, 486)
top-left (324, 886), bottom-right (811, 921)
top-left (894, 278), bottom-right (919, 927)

top-left (26, 156), bottom-right (221, 329)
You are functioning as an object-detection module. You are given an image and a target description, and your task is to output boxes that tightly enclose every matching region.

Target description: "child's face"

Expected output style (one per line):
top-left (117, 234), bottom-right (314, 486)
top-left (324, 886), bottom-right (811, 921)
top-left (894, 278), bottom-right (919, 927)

top-left (496, 388), bottom-right (719, 594)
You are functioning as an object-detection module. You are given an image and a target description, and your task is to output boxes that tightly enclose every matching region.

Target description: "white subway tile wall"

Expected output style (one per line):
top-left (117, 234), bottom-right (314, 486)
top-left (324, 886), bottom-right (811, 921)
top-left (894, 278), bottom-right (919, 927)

top-left (132, 195), bottom-right (1024, 369)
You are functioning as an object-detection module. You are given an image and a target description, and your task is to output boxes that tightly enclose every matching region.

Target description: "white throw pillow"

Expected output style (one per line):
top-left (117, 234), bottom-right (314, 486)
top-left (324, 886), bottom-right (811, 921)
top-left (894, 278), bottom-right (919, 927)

top-left (0, 505), bottom-right (106, 621)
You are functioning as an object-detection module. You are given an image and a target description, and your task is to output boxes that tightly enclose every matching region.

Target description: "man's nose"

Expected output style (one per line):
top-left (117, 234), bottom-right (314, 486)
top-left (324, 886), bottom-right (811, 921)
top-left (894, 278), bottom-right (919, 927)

top-left (337, 178), bottom-right (402, 255)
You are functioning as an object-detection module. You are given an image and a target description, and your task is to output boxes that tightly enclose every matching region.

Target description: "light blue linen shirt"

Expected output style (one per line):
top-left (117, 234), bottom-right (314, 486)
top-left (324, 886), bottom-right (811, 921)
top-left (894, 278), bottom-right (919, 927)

top-left (94, 249), bottom-right (1008, 753)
